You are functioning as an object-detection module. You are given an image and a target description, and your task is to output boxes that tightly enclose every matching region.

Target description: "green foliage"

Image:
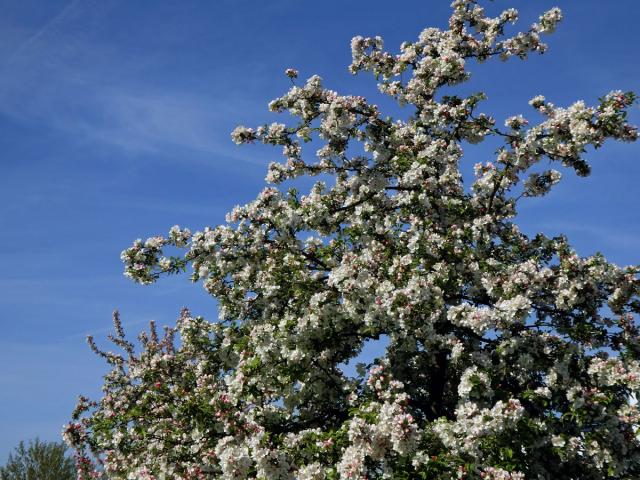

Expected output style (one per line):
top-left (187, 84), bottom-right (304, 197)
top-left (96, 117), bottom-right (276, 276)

top-left (0, 439), bottom-right (76, 480)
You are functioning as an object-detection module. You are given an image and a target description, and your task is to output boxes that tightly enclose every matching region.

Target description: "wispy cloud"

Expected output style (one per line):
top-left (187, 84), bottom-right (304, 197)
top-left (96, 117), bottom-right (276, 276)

top-left (0, 0), bottom-right (266, 164)
top-left (5, 0), bottom-right (84, 65)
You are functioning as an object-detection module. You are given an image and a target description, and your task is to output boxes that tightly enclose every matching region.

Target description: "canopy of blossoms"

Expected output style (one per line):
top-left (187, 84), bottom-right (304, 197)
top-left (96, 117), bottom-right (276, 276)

top-left (65, 1), bottom-right (639, 479)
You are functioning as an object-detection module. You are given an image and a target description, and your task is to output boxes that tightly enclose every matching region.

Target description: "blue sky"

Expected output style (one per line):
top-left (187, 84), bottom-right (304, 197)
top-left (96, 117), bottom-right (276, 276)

top-left (0, 0), bottom-right (638, 461)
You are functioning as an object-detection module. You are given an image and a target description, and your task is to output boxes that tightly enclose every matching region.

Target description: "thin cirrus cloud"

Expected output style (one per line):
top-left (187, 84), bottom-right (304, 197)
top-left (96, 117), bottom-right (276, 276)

top-left (0, 0), bottom-right (263, 163)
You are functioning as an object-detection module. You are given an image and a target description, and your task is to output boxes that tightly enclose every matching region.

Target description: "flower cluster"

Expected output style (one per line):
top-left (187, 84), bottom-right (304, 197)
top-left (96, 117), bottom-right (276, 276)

top-left (69, 1), bottom-right (640, 479)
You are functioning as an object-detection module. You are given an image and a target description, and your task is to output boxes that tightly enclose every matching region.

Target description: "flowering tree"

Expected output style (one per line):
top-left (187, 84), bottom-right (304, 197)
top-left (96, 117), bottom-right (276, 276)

top-left (65, 2), bottom-right (640, 479)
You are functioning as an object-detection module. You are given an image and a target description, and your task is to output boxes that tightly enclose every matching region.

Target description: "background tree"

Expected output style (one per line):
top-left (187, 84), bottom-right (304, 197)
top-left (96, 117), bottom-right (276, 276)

top-left (0, 439), bottom-right (76, 480)
top-left (66, 1), bottom-right (639, 479)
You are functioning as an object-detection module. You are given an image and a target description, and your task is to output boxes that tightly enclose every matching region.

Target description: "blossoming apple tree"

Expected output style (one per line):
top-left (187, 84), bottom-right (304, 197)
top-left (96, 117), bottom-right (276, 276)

top-left (65, 1), bottom-right (640, 478)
